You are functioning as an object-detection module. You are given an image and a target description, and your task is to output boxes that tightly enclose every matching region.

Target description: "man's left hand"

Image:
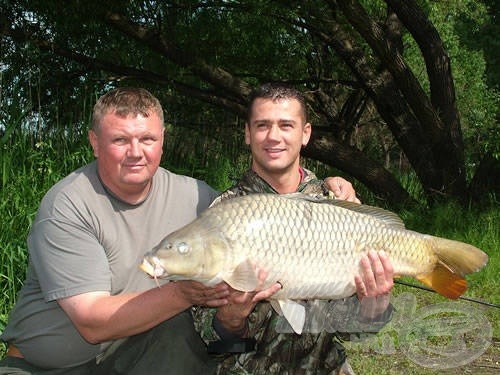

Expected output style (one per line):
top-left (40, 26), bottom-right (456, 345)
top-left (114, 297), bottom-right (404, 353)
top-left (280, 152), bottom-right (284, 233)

top-left (324, 176), bottom-right (361, 203)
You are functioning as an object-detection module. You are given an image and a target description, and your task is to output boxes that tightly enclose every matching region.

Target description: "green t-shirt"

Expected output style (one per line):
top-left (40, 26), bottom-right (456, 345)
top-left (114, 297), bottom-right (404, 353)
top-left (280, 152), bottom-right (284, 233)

top-left (1, 161), bottom-right (218, 368)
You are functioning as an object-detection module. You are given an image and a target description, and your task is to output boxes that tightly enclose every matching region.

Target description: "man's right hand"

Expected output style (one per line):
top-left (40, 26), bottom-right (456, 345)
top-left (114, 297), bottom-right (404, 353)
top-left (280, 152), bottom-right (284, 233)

top-left (173, 280), bottom-right (230, 307)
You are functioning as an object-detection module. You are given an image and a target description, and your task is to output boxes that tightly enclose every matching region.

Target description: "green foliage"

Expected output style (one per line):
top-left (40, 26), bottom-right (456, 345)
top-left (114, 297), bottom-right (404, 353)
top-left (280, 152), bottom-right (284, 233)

top-left (172, 1), bottom-right (311, 80)
top-left (345, 200), bottom-right (499, 374)
top-left (403, 0), bottom-right (500, 161)
top-left (161, 120), bottom-right (250, 192)
top-left (2, 0), bottom-right (498, 206)
top-left (400, 201), bottom-right (498, 302)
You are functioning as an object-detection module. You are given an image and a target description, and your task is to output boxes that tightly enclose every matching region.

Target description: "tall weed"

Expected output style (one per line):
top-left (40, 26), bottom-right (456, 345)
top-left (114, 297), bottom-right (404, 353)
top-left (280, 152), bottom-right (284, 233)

top-left (0, 133), bottom-right (93, 331)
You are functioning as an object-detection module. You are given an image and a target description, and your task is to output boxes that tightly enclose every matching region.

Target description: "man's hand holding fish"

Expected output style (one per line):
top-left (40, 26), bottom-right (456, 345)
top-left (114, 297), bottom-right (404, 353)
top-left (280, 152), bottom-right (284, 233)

top-left (355, 250), bottom-right (394, 320)
top-left (173, 280), bottom-right (230, 308)
top-left (214, 269), bottom-right (282, 336)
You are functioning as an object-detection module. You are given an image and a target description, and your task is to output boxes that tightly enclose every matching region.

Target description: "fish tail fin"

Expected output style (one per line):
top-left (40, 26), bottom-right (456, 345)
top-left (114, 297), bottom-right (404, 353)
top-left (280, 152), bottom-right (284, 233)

top-left (416, 237), bottom-right (488, 299)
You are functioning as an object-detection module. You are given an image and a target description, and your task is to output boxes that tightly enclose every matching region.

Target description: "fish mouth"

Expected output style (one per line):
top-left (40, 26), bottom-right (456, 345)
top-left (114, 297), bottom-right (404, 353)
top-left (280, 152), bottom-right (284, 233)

top-left (140, 257), bottom-right (167, 278)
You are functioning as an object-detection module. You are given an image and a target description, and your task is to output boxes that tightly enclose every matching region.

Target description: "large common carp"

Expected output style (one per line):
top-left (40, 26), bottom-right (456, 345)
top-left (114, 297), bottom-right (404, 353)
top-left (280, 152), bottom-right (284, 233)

top-left (140, 194), bottom-right (488, 333)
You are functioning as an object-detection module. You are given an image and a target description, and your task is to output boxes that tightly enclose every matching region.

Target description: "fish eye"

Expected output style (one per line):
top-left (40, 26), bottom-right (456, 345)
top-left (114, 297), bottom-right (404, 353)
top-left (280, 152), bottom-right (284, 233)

top-left (177, 242), bottom-right (190, 254)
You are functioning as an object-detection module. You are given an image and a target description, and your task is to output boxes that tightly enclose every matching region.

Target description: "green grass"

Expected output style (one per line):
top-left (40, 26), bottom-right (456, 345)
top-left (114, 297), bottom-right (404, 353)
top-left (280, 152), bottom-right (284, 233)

top-left (0, 133), bottom-right (498, 373)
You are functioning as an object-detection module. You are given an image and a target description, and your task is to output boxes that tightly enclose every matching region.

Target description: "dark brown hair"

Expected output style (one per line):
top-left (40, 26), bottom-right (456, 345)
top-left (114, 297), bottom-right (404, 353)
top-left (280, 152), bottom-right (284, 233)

top-left (246, 83), bottom-right (307, 122)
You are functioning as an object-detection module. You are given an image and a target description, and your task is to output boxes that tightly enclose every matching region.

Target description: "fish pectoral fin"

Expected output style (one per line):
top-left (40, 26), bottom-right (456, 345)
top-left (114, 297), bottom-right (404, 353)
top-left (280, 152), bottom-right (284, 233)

top-left (223, 259), bottom-right (259, 292)
top-left (270, 299), bottom-right (306, 335)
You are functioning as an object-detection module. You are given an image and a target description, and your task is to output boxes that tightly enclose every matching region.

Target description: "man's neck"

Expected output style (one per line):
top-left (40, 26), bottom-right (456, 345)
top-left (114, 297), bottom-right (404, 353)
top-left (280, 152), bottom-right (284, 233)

top-left (98, 174), bottom-right (151, 205)
top-left (252, 165), bottom-right (303, 194)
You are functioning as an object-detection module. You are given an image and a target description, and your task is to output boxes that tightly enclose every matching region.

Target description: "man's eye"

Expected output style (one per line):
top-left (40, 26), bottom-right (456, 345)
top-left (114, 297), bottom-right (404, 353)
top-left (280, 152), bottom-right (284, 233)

top-left (113, 138), bottom-right (127, 144)
top-left (142, 137), bottom-right (156, 145)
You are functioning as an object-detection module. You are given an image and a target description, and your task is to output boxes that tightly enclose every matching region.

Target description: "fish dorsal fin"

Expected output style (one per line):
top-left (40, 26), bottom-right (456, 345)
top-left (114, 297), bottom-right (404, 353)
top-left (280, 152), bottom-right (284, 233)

top-left (286, 193), bottom-right (405, 229)
top-left (330, 200), bottom-right (405, 228)
top-left (283, 193), bottom-right (405, 229)
top-left (269, 299), bottom-right (306, 334)
top-left (223, 258), bottom-right (259, 292)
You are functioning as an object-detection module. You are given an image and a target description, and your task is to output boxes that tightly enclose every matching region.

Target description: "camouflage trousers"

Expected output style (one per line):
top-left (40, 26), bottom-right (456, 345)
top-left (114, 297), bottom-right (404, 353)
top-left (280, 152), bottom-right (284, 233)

top-left (195, 303), bottom-right (352, 375)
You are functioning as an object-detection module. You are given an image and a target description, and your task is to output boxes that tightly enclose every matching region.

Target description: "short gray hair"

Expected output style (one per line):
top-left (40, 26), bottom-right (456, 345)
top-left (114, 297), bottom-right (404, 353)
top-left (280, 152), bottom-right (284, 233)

top-left (92, 87), bottom-right (164, 132)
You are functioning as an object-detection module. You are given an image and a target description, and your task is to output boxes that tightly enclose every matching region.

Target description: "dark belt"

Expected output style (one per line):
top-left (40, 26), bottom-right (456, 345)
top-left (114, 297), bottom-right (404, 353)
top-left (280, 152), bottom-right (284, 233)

top-left (6, 344), bottom-right (24, 358)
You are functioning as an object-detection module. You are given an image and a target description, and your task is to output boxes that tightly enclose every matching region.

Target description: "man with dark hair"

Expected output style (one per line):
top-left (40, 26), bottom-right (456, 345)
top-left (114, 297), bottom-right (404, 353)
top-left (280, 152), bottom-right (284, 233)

top-left (209, 83), bottom-right (393, 374)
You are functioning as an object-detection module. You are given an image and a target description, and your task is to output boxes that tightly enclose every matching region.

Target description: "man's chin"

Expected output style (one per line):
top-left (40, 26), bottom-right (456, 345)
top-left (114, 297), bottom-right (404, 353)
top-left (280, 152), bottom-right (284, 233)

top-left (121, 174), bottom-right (152, 186)
top-left (263, 160), bottom-right (291, 171)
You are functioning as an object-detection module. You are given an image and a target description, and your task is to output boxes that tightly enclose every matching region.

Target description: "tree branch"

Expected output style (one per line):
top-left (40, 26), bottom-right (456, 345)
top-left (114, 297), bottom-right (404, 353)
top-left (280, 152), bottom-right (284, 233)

top-left (303, 129), bottom-right (412, 206)
top-left (104, 11), bottom-right (252, 104)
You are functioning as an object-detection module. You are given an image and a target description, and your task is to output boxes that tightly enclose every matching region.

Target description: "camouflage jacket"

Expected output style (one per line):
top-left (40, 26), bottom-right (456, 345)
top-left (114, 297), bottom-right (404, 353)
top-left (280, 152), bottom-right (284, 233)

top-left (211, 168), bottom-right (332, 205)
top-left (195, 169), bottom-right (391, 375)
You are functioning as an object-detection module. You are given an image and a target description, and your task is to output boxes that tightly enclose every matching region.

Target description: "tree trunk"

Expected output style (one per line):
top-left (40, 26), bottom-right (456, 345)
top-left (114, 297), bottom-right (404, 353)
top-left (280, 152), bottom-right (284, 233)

top-left (332, 0), bottom-right (467, 201)
top-left (385, 0), bottom-right (467, 200)
top-left (468, 154), bottom-right (499, 205)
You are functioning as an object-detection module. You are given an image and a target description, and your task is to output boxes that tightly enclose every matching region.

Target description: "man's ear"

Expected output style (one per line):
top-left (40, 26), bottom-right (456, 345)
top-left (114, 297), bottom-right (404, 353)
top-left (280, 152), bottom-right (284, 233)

top-left (302, 122), bottom-right (312, 146)
top-left (88, 130), bottom-right (99, 158)
top-left (244, 123), bottom-right (251, 145)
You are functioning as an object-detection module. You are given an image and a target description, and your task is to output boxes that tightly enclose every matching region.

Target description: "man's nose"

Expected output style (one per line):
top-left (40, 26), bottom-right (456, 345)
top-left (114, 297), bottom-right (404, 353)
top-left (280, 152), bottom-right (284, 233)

top-left (127, 139), bottom-right (142, 157)
top-left (266, 125), bottom-right (280, 140)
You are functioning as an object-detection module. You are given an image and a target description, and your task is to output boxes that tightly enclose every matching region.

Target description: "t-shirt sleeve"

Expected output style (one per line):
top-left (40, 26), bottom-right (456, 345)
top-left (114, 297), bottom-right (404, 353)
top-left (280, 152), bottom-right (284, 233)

top-left (196, 180), bottom-right (220, 211)
top-left (28, 201), bottom-right (111, 302)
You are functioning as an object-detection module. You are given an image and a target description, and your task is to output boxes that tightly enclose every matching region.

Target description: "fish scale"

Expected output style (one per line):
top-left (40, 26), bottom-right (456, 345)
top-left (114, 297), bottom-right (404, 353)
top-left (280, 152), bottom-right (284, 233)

top-left (141, 193), bottom-right (488, 334)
